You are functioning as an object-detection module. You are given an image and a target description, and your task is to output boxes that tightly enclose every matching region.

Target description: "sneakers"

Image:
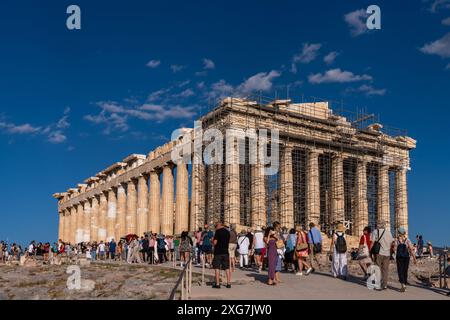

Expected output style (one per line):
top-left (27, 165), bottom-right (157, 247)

top-left (226, 284), bottom-right (231, 289)
top-left (296, 272), bottom-right (303, 276)
top-left (306, 268), bottom-right (313, 275)
top-left (212, 283), bottom-right (220, 289)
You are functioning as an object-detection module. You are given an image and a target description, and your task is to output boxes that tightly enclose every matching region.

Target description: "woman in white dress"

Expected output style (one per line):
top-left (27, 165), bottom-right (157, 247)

top-left (329, 223), bottom-right (348, 280)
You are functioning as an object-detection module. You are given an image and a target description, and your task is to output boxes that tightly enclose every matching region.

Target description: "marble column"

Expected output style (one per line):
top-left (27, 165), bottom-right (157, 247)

top-left (116, 184), bottom-right (127, 239)
top-left (225, 139), bottom-right (240, 226)
top-left (148, 170), bottom-right (161, 233)
top-left (251, 162), bottom-right (266, 229)
top-left (331, 154), bottom-right (344, 224)
top-left (306, 150), bottom-right (321, 227)
top-left (190, 162), bottom-right (205, 231)
top-left (76, 203), bottom-right (84, 243)
top-left (63, 209), bottom-right (70, 242)
top-left (90, 196), bottom-right (99, 242)
top-left (377, 165), bottom-right (391, 231)
top-left (83, 200), bottom-right (91, 242)
top-left (70, 206), bottom-right (77, 244)
top-left (175, 162), bottom-right (189, 234)
top-left (137, 174), bottom-right (149, 236)
top-left (107, 188), bottom-right (117, 242)
top-left (98, 192), bottom-right (108, 241)
top-left (395, 167), bottom-right (408, 236)
top-left (126, 179), bottom-right (138, 234)
top-left (161, 164), bottom-right (174, 235)
top-left (58, 211), bottom-right (64, 241)
top-left (355, 160), bottom-right (369, 236)
top-left (280, 145), bottom-right (294, 228)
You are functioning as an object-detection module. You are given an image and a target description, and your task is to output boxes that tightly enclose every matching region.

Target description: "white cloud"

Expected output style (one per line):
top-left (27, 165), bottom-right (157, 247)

top-left (208, 80), bottom-right (235, 99)
top-left (139, 104), bottom-right (197, 121)
top-left (428, 0), bottom-right (450, 12)
top-left (308, 68), bottom-right (372, 84)
top-left (203, 58), bottom-right (215, 70)
top-left (170, 64), bottom-right (185, 73)
top-left (48, 131), bottom-right (67, 144)
top-left (420, 32), bottom-right (450, 58)
top-left (442, 17), bottom-right (450, 25)
top-left (324, 51), bottom-right (339, 65)
top-left (146, 60), bottom-right (161, 68)
top-left (0, 122), bottom-right (41, 134)
top-left (291, 43), bottom-right (321, 73)
top-left (237, 70), bottom-right (281, 93)
top-left (344, 9), bottom-right (368, 37)
top-left (349, 84), bottom-right (386, 96)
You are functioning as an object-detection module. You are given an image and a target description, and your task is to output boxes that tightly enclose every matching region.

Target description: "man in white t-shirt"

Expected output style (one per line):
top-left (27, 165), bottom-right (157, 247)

top-left (253, 227), bottom-right (265, 272)
top-left (371, 220), bottom-right (393, 290)
top-left (98, 241), bottom-right (106, 260)
top-left (27, 241), bottom-right (35, 257)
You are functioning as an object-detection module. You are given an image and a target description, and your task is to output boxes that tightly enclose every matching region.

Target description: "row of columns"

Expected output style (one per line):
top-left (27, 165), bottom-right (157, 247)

top-left (59, 161), bottom-right (190, 244)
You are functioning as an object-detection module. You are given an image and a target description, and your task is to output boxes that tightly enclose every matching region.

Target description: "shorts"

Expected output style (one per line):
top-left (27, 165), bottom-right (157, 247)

top-left (228, 243), bottom-right (237, 256)
top-left (254, 248), bottom-right (263, 255)
top-left (202, 245), bottom-right (212, 254)
top-left (212, 254), bottom-right (230, 270)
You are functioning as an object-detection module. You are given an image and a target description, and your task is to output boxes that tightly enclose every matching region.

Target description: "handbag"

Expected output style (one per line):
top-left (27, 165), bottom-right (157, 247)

top-left (370, 229), bottom-right (385, 256)
top-left (295, 232), bottom-right (308, 251)
top-left (357, 235), bottom-right (370, 259)
top-left (276, 239), bottom-right (285, 249)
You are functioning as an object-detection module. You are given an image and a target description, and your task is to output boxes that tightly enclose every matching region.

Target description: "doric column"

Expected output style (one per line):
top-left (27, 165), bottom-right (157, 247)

top-left (331, 153), bottom-right (344, 224)
top-left (98, 192), bottom-right (108, 241)
top-left (148, 170), bottom-right (161, 233)
top-left (58, 211), bottom-right (64, 241)
top-left (90, 196), bottom-right (99, 242)
top-left (190, 162), bottom-right (205, 231)
top-left (377, 165), bottom-right (391, 231)
top-left (225, 139), bottom-right (240, 225)
top-left (175, 162), bottom-right (189, 234)
top-left (126, 179), bottom-right (137, 234)
top-left (83, 200), bottom-right (91, 242)
top-left (107, 188), bottom-right (117, 242)
top-left (116, 184), bottom-right (127, 239)
top-left (251, 163), bottom-right (266, 229)
top-left (161, 164), bottom-right (174, 235)
top-left (355, 159), bottom-right (368, 236)
top-left (280, 145), bottom-right (294, 228)
top-left (63, 209), bottom-right (70, 242)
top-left (306, 149), bottom-right (321, 227)
top-left (70, 206), bottom-right (77, 244)
top-left (395, 167), bottom-right (408, 236)
top-left (137, 174), bottom-right (149, 236)
top-left (75, 203), bottom-right (84, 244)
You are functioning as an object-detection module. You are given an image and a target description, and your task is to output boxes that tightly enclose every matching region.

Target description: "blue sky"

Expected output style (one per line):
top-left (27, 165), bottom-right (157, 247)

top-left (0, 0), bottom-right (449, 246)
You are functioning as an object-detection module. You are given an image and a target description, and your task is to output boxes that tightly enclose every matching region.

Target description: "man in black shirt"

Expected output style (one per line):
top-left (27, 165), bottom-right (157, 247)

top-left (212, 222), bottom-right (231, 288)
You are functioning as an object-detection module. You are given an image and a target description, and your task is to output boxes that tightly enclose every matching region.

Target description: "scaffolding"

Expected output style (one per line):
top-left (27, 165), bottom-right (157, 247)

top-left (191, 92), bottom-right (414, 236)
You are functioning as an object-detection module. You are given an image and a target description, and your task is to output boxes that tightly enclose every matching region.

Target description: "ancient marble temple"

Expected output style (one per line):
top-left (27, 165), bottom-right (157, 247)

top-left (54, 97), bottom-right (416, 243)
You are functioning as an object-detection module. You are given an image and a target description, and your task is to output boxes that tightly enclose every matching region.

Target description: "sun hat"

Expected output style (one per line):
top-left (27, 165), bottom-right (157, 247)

top-left (336, 223), bottom-right (346, 232)
top-left (398, 226), bottom-right (406, 235)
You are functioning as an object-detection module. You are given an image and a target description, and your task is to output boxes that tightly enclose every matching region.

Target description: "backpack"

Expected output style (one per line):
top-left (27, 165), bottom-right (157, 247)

top-left (335, 232), bottom-right (347, 254)
top-left (370, 229), bottom-right (385, 256)
top-left (286, 235), bottom-right (295, 252)
top-left (396, 239), bottom-right (410, 258)
top-left (157, 238), bottom-right (166, 250)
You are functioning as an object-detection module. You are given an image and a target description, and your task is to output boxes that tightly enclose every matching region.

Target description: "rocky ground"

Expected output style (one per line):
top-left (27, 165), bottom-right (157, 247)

top-left (0, 261), bottom-right (195, 300)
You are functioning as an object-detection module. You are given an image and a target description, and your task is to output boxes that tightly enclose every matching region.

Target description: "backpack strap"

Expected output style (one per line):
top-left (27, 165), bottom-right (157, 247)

top-left (309, 230), bottom-right (315, 244)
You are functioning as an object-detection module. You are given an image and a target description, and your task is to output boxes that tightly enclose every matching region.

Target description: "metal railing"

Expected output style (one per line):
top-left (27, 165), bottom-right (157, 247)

top-left (169, 255), bottom-right (193, 300)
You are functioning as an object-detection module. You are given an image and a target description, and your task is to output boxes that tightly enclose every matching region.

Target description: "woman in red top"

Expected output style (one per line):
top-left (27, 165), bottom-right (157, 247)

top-left (358, 226), bottom-right (372, 279)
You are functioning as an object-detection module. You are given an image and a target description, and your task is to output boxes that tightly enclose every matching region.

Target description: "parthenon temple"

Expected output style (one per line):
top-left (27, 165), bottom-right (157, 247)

top-left (54, 97), bottom-right (416, 243)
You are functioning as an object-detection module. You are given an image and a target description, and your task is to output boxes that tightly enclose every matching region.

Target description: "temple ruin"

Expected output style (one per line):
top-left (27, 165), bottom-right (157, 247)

top-left (53, 97), bottom-right (416, 243)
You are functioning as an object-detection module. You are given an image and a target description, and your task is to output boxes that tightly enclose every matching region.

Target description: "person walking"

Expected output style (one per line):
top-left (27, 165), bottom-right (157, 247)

top-left (109, 239), bottom-right (116, 261)
top-left (393, 227), bottom-right (416, 292)
top-left (179, 231), bottom-right (193, 267)
top-left (284, 228), bottom-right (297, 273)
top-left (417, 235), bottom-right (424, 258)
top-left (295, 226), bottom-right (312, 276)
top-left (329, 223), bottom-right (348, 280)
top-left (98, 241), bottom-right (106, 260)
top-left (237, 230), bottom-right (250, 269)
top-left (212, 222), bottom-right (231, 289)
top-left (228, 224), bottom-right (238, 272)
top-left (201, 225), bottom-right (214, 267)
top-left (357, 226), bottom-right (373, 279)
top-left (371, 220), bottom-right (393, 290)
top-left (307, 222), bottom-right (323, 272)
top-left (253, 227), bottom-right (265, 273)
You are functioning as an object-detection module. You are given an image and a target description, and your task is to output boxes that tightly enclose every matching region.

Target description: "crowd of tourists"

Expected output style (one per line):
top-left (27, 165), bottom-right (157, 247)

top-left (0, 223), bottom-right (448, 295)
